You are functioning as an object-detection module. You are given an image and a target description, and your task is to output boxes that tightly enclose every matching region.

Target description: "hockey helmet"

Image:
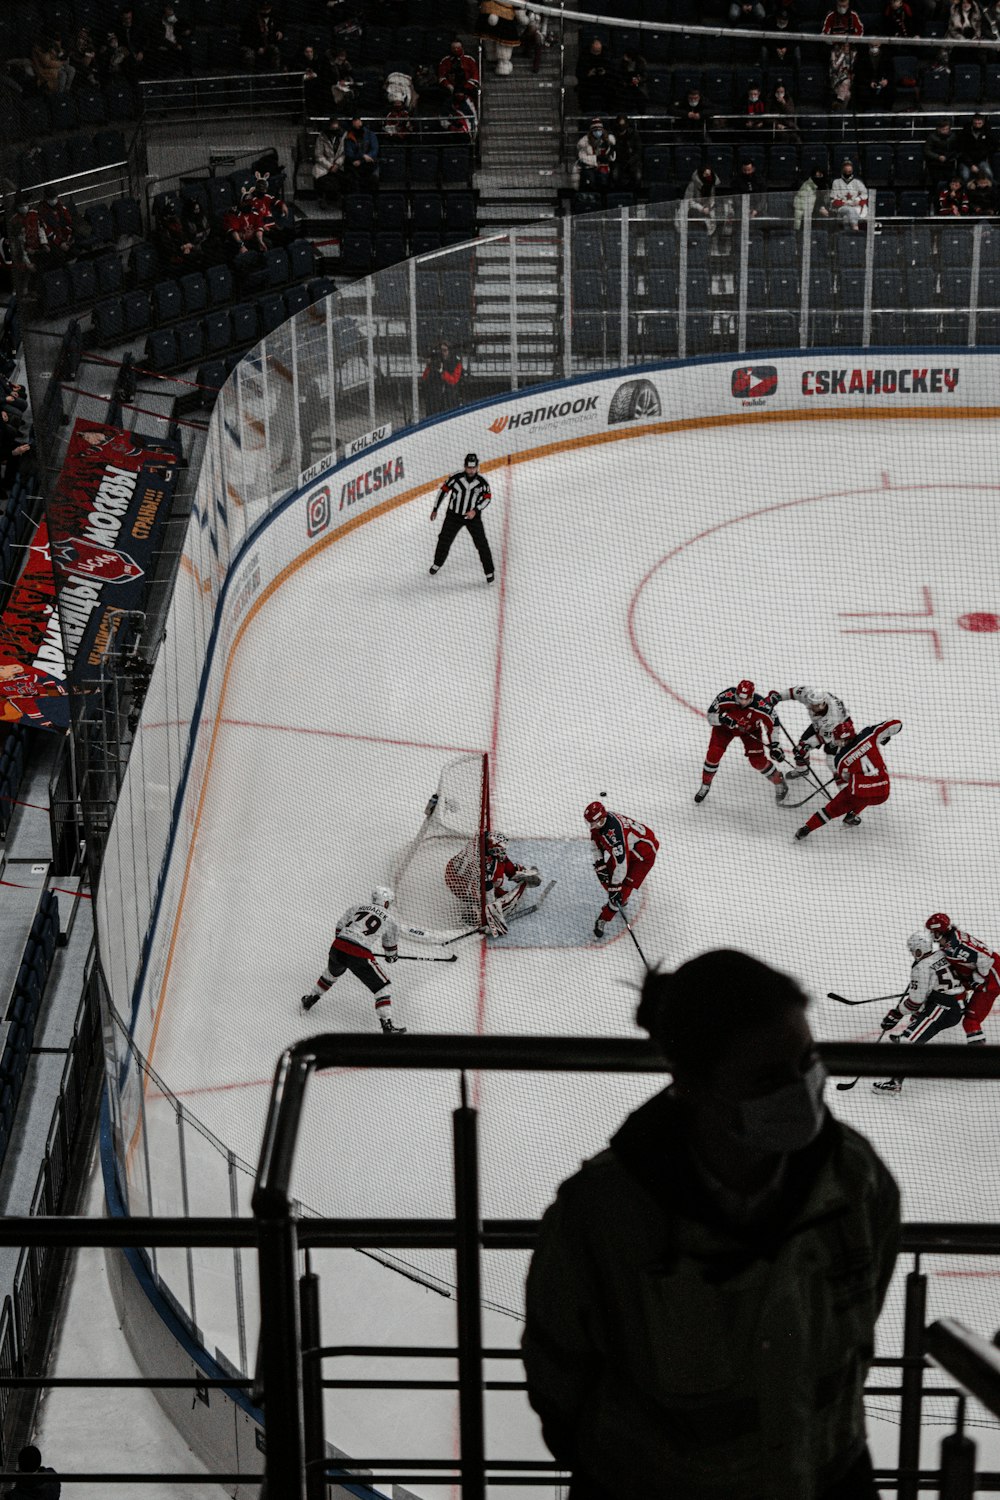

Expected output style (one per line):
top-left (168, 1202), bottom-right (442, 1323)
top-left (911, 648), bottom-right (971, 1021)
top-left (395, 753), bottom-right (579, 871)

top-left (832, 718), bottom-right (855, 743)
top-left (907, 930), bottom-right (933, 959)
top-left (925, 912), bottom-right (952, 938)
top-left (804, 688), bottom-right (829, 714)
top-left (371, 886), bottom-right (394, 910)
top-left (584, 800), bottom-right (607, 828)
top-left (736, 679), bottom-right (754, 704)
top-left (487, 831), bottom-right (508, 856)
top-left (464, 452), bottom-right (479, 470)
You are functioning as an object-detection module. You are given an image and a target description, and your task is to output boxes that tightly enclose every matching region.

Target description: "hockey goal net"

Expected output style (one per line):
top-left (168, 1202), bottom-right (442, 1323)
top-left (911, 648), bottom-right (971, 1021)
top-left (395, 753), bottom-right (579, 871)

top-left (393, 753), bottom-right (491, 931)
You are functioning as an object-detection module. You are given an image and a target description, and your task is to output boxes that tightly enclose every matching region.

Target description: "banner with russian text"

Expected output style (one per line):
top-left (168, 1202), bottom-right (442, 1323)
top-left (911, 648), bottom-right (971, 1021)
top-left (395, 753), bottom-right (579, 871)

top-left (0, 420), bottom-right (181, 730)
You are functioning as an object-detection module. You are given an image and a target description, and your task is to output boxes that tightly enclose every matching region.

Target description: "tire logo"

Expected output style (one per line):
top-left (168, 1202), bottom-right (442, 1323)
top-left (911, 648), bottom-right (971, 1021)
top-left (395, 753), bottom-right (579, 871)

top-left (306, 485), bottom-right (331, 537)
top-left (608, 379), bottom-right (662, 425)
top-left (731, 366), bottom-right (778, 399)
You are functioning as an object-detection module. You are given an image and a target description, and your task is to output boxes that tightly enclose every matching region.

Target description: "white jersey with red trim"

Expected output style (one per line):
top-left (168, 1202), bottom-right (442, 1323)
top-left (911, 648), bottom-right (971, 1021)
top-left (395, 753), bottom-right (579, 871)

top-left (335, 902), bottom-right (400, 957)
top-left (902, 951), bottom-right (963, 1014)
top-left (590, 812), bottom-right (659, 891)
top-left (775, 685), bottom-right (848, 750)
top-left (707, 687), bottom-right (777, 741)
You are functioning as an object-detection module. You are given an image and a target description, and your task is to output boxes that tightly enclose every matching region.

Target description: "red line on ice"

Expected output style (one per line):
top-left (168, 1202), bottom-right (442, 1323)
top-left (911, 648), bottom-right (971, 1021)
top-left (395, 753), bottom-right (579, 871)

top-left (219, 717), bottom-right (483, 756)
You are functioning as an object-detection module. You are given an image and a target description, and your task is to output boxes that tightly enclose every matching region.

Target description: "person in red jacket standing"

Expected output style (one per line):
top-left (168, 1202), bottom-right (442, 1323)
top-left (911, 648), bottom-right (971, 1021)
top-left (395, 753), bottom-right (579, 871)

top-left (795, 718), bottom-right (902, 840)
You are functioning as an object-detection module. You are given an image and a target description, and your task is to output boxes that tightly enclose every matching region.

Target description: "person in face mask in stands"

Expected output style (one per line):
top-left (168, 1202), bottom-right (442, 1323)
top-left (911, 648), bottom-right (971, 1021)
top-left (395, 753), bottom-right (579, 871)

top-left (524, 949), bottom-right (899, 1500)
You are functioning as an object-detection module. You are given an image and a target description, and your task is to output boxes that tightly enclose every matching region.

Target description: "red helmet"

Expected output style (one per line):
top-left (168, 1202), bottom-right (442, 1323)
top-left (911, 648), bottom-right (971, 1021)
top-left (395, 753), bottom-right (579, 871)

top-left (736, 679), bottom-right (754, 703)
top-left (925, 912), bottom-right (952, 937)
top-left (832, 718), bottom-right (855, 743)
top-left (584, 800), bottom-right (607, 828)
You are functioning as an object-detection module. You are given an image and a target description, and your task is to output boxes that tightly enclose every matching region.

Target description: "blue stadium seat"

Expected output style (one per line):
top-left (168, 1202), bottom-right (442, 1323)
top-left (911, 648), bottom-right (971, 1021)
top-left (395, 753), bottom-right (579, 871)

top-left (340, 232), bottom-right (373, 274)
top-left (374, 232), bottom-right (407, 269)
top-left (206, 264), bottom-right (234, 306)
top-left (939, 226), bottom-right (975, 264)
top-left (122, 289), bottom-right (151, 333)
top-left (69, 262), bottom-right (99, 305)
top-left (287, 240), bottom-right (315, 281)
top-left (920, 66), bottom-right (951, 105)
top-left (409, 149), bottom-right (441, 189)
top-left (410, 231), bottom-right (441, 257)
top-left (48, 94), bottom-right (79, 133)
top-left (283, 285), bottom-right (310, 318)
top-left (104, 80), bottom-right (137, 120)
top-left (343, 194), bottom-right (376, 231)
top-left (146, 329), bottom-right (178, 371)
top-left (309, 277), bottom-right (336, 303)
top-left (767, 145), bottom-right (799, 188)
top-left (128, 242), bottom-right (158, 284)
top-left (412, 193), bottom-right (443, 231)
top-left (862, 145), bottom-right (892, 188)
top-left (206, 178), bottom-right (235, 220)
top-left (378, 147), bottom-right (407, 188)
top-left (41, 270), bottom-right (71, 318)
top-left (441, 145), bottom-right (473, 188)
top-left (94, 129), bottom-right (127, 164)
top-left (196, 360), bottom-right (227, 406)
top-left (95, 253), bottom-right (124, 297)
top-left (203, 309), bottom-right (233, 354)
top-left (258, 293), bottom-right (287, 334)
top-left (897, 188), bottom-right (931, 218)
top-left (376, 193), bottom-right (407, 233)
top-left (953, 65), bottom-right (982, 102)
top-left (179, 273), bottom-right (208, 315)
top-left (91, 295), bottom-right (123, 345)
top-left (263, 248), bottom-right (290, 287)
top-left (230, 303), bottom-right (260, 345)
top-left (68, 137), bottom-right (100, 176)
top-left (153, 280), bottom-right (183, 324)
top-left (76, 88), bottom-right (107, 125)
top-left (174, 321), bottom-right (205, 366)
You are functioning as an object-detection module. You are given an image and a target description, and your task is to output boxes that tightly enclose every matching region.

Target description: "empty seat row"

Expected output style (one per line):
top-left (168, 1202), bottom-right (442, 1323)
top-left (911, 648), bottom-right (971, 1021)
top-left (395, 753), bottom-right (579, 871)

top-left (10, 81), bottom-right (139, 143)
top-left (343, 191), bottom-right (476, 235)
top-left (17, 131), bottom-right (130, 192)
top-left (142, 282), bottom-right (332, 374)
top-left (340, 227), bottom-right (476, 275)
top-left (355, 145), bottom-right (474, 193)
top-left (91, 243), bottom-right (315, 343)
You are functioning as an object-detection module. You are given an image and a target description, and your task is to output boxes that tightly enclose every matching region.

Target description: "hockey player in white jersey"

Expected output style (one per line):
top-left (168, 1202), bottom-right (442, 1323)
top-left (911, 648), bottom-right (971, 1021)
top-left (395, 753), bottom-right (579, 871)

top-left (773, 685), bottom-right (850, 776)
top-left (301, 886), bottom-right (421, 1033)
top-left (873, 931), bottom-right (965, 1094)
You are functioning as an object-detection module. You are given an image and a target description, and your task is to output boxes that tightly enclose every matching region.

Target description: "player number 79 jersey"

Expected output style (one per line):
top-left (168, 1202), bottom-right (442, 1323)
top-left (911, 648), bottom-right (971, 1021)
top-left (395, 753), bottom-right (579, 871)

top-left (335, 903), bottom-right (399, 956)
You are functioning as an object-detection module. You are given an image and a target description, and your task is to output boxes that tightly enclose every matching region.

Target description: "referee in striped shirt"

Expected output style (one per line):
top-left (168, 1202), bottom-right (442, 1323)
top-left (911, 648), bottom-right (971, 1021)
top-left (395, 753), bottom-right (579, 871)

top-left (429, 453), bottom-right (495, 583)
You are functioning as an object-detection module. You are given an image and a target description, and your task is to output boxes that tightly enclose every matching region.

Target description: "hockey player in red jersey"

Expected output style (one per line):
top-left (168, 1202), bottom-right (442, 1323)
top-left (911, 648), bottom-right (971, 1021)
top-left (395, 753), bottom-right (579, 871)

top-left (695, 679), bottom-right (787, 805)
top-left (445, 832), bottom-right (541, 936)
top-left (794, 718), bottom-right (902, 840)
top-left (585, 801), bottom-right (659, 940)
top-left (925, 911), bottom-right (1000, 1045)
top-left (0, 661), bottom-right (68, 725)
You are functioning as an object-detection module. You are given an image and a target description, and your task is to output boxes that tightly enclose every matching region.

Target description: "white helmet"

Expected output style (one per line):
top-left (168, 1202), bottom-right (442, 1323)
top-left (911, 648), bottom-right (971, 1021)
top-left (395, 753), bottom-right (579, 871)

top-left (804, 688), bottom-right (829, 714)
top-left (371, 886), bottom-right (394, 910)
top-left (487, 831), bottom-right (508, 856)
top-left (907, 930), bottom-right (933, 959)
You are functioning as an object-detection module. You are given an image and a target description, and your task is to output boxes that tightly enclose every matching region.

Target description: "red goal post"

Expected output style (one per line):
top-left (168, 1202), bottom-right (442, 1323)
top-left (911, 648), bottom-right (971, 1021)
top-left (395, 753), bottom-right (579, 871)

top-left (393, 753), bottom-right (491, 933)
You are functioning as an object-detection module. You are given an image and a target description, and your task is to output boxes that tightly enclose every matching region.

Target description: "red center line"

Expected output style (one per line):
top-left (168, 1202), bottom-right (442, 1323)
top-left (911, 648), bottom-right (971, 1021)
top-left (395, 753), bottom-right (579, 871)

top-left (219, 717), bottom-right (483, 757)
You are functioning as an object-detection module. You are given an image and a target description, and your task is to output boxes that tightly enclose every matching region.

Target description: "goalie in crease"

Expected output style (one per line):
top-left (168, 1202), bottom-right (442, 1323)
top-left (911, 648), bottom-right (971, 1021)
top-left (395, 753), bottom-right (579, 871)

top-left (446, 831), bottom-right (542, 937)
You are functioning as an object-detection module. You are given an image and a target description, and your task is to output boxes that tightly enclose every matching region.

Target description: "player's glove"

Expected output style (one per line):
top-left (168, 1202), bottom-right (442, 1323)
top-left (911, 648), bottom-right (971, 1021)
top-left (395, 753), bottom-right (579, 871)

top-left (881, 1007), bottom-right (903, 1031)
top-left (768, 742), bottom-right (785, 763)
top-left (719, 713), bottom-right (736, 730)
top-left (593, 860), bottom-right (610, 888)
top-left (793, 744), bottom-right (810, 767)
top-left (384, 949), bottom-right (398, 964)
top-left (514, 865), bottom-right (542, 887)
top-left (485, 900), bottom-right (508, 938)
top-left (607, 888), bottom-right (624, 909)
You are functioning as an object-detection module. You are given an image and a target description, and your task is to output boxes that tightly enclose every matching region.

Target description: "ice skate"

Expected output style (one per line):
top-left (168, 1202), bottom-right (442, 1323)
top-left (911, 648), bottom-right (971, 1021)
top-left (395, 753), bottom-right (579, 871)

top-left (774, 778), bottom-right (789, 804)
top-left (429, 564), bottom-right (441, 575)
top-left (301, 992), bottom-right (320, 1012)
top-left (844, 812), bottom-right (862, 827)
top-left (694, 784), bottom-right (710, 804)
top-left (794, 825), bottom-right (810, 841)
top-left (872, 1079), bottom-right (902, 1094)
top-left (379, 1015), bottom-right (407, 1035)
top-left (593, 917), bottom-right (606, 939)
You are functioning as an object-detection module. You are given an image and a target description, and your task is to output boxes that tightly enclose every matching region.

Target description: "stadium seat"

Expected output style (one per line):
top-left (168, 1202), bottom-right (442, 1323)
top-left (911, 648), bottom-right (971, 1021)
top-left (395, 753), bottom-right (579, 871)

top-left (41, 270), bottom-right (71, 318)
top-left (769, 268), bottom-right (801, 306)
top-left (76, 88), bottom-right (107, 125)
top-left (196, 360), bottom-right (227, 406)
top-left (897, 188), bottom-right (931, 218)
top-left (920, 66), bottom-right (952, 105)
top-left (93, 299), bottom-right (125, 344)
top-left (376, 193), bottom-right (407, 233)
top-left (287, 240), bottom-right (315, 281)
top-left (94, 129), bottom-right (127, 164)
top-left (174, 320), bottom-right (205, 366)
top-left (343, 194), bottom-right (376, 231)
top-left (767, 145), bottom-right (800, 188)
top-left (85, 203), bottom-right (115, 248)
top-left (339, 232), bottom-right (373, 274)
top-left (206, 178), bottom-right (235, 220)
top-left (409, 149), bottom-right (440, 189)
top-left (153, 280), bottom-right (183, 324)
top-left (95, 253), bottom-right (124, 297)
top-left (104, 80), bottom-right (136, 119)
top-left (122, 289), bottom-right (151, 333)
top-left (67, 261), bottom-right (98, 305)
top-left (374, 232), bottom-right (407, 269)
top-left (939, 226), bottom-right (975, 264)
top-left (258, 293), bottom-right (287, 334)
top-left (410, 231), bottom-right (442, 257)
top-left (441, 146), bottom-right (473, 188)
top-left (146, 329), bottom-right (178, 371)
top-left (283, 285), bottom-right (310, 318)
top-left (378, 146), bottom-right (407, 188)
top-left (206, 264), bottom-right (234, 306)
top-left (230, 303), bottom-right (260, 345)
top-left (444, 192), bottom-right (476, 234)
top-left (68, 137), bottom-right (99, 175)
top-left (862, 145), bottom-right (892, 188)
top-left (263, 248), bottom-right (290, 287)
top-left (309, 276), bottom-right (336, 303)
top-left (179, 272), bottom-right (208, 315)
top-left (203, 309), bottom-right (233, 353)
top-left (953, 65), bottom-right (982, 102)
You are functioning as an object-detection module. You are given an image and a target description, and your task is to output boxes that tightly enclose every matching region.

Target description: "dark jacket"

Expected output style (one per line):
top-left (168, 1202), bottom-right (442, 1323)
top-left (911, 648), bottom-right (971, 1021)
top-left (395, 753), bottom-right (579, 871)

top-left (958, 119), bottom-right (998, 168)
top-left (523, 1088), bottom-right (899, 1499)
top-left (5, 1467), bottom-right (61, 1499)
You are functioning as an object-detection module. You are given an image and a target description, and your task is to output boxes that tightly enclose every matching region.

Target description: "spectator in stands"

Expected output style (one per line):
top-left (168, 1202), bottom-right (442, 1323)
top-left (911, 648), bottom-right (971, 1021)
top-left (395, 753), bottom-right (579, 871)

top-left (151, 4), bottom-right (186, 75)
top-left (99, 29), bottom-right (130, 80)
top-left (740, 81), bottom-right (768, 129)
top-left (420, 341), bottom-right (463, 414)
top-left (967, 166), bottom-right (999, 212)
top-left (855, 41), bottom-right (895, 108)
top-left (69, 26), bottom-right (101, 90)
top-left (445, 88), bottom-right (478, 139)
top-left (770, 81), bottom-right (800, 139)
top-left (674, 85), bottom-right (712, 136)
top-left (761, 12), bottom-right (801, 71)
top-left (576, 38), bottom-right (613, 113)
top-left (155, 195), bottom-right (200, 268)
top-left (575, 39), bottom-right (614, 113)
top-left (958, 109), bottom-right (996, 179)
top-left (323, 46), bottom-right (355, 110)
top-left (1, 377), bottom-right (29, 417)
top-left (982, 0), bottom-right (1000, 46)
top-left (948, 0), bottom-right (983, 47)
top-left (221, 192), bottom-right (266, 272)
top-left (385, 99), bottom-right (416, 137)
top-left (612, 115), bottom-right (642, 192)
top-left (616, 49), bottom-right (648, 112)
top-left (117, 6), bottom-right (146, 80)
top-left (576, 119), bottom-right (616, 192)
top-left (240, 2), bottom-right (284, 73)
top-left (37, 191), bottom-right (75, 266)
top-left (514, 3), bottom-right (549, 73)
top-left (924, 119), bottom-right (960, 183)
top-left (829, 40), bottom-right (856, 106)
top-left (313, 118), bottom-right (346, 199)
top-left (523, 952), bottom-right (899, 1500)
top-left (937, 175), bottom-right (970, 211)
top-left (3, 1446), bottom-right (59, 1500)
top-left (10, 200), bottom-right (50, 272)
top-left (823, 0), bottom-right (865, 32)
top-left (344, 116), bottom-right (379, 190)
top-left (439, 40), bottom-right (481, 101)
top-left (248, 180), bottom-right (294, 247)
top-left (737, 157), bottom-right (768, 214)
top-left (729, 0), bottom-right (766, 18)
top-left (31, 36), bottom-right (74, 93)
top-left (794, 164), bottom-right (832, 228)
top-left (830, 157), bottom-right (869, 228)
top-left (883, 0), bottom-right (920, 32)
top-left (296, 44), bottom-right (330, 114)
top-left (678, 166), bottom-right (725, 234)
top-left (180, 196), bottom-right (214, 261)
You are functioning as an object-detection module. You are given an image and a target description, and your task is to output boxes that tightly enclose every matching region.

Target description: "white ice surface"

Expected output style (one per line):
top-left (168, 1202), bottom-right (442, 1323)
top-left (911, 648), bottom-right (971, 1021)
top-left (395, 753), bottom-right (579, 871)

top-left (113, 418), bottom-right (1000, 1495)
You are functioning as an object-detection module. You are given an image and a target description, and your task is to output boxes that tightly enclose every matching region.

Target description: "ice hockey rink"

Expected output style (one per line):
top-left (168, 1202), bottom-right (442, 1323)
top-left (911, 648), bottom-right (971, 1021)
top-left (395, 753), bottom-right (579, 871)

top-left (133, 411), bottom-right (1000, 1496)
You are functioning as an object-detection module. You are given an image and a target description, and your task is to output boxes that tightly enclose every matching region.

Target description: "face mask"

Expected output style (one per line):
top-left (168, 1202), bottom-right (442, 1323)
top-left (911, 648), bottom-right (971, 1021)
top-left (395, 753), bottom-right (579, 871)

top-left (735, 1060), bottom-right (827, 1154)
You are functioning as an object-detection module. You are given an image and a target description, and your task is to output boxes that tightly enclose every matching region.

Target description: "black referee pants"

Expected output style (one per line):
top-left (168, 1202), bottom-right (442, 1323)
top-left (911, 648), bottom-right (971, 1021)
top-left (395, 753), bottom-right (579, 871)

top-left (433, 510), bottom-right (494, 577)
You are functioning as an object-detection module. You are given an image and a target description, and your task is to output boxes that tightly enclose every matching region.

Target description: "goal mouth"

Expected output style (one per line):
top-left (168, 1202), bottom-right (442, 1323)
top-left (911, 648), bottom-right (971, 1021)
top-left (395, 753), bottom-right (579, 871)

top-left (393, 752), bottom-right (491, 931)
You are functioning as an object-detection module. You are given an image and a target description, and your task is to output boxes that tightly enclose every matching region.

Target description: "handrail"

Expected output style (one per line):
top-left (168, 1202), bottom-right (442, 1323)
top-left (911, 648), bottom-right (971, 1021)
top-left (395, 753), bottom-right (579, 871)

top-left (926, 1320), bottom-right (1000, 1421)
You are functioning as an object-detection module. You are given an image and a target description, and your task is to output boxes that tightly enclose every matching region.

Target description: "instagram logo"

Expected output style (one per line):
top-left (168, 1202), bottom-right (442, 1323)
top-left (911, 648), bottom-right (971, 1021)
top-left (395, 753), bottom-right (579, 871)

top-left (306, 485), bottom-right (331, 537)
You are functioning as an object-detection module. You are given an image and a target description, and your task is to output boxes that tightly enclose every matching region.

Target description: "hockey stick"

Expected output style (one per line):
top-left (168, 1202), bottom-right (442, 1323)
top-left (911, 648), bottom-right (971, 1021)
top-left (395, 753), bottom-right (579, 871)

top-left (835, 1029), bottom-right (888, 1091)
top-left (773, 715), bottom-right (835, 803)
top-left (617, 908), bottom-right (650, 968)
top-left (443, 927), bottom-right (487, 945)
top-left (828, 990), bottom-right (907, 1007)
top-left (509, 879), bottom-right (556, 922)
top-left (380, 952), bottom-right (458, 963)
